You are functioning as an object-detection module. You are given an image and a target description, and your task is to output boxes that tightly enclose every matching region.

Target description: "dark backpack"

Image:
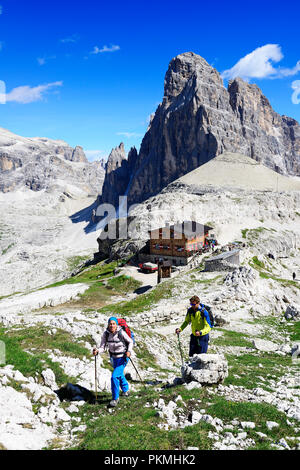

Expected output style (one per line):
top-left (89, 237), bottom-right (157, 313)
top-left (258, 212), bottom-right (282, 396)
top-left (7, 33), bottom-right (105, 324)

top-left (55, 383), bottom-right (96, 404)
top-left (200, 303), bottom-right (214, 328)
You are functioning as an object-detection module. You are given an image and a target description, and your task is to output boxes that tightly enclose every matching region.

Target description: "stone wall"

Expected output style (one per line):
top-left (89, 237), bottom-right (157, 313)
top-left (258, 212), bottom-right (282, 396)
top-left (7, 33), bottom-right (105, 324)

top-left (205, 250), bottom-right (240, 272)
top-left (130, 308), bottom-right (182, 327)
top-left (204, 259), bottom-right (239, 272)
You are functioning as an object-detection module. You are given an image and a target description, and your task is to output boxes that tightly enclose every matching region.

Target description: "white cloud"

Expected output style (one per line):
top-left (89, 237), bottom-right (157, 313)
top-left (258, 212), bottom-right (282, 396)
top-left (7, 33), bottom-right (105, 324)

top-left (0, 80), bottom-right (5, 104)
top-left (279, 61), bottom-right (300, 77)
top-left (37, 55), bottom-right (56, 66)
top-left (90, 44), bottom-right (120, 55)
top-left (60, 34), bottom-right (79, 44)
top-left (5, 81), bottom-right (63, 104)
top-left (222, 44), bottom-right (300, 81)
top-left (84, 150), bottom-right (107, 162)
top-left (291, 80), bottom-right (300, 104)
top-left (116, 132), bottom-right (142, 138)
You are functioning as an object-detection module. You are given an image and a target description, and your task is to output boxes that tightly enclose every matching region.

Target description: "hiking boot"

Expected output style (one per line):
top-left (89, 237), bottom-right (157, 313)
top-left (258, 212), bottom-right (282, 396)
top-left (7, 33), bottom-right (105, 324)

top-left (121, 391), bottom-right (130, 397)
top-left (109, 399), bottom-right (119, 407)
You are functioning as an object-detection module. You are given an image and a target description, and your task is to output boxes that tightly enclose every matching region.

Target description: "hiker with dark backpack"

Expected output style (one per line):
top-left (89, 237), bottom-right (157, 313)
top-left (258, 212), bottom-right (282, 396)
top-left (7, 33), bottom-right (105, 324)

top-left (93, 316), bottom-right (133, 408)
top-left (175, 295), bottom-right (213, 357)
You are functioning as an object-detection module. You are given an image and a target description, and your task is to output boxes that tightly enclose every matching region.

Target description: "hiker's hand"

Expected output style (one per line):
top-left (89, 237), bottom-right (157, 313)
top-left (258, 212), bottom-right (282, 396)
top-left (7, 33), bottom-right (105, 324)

top-left (126, 351), bottom-right (131, 358)
top-left (175, 328), bottom-right (181, 335)
top-left (92, 348), bottom-right (99, 356)
top-left (195, 330), bottom-right (201, 336)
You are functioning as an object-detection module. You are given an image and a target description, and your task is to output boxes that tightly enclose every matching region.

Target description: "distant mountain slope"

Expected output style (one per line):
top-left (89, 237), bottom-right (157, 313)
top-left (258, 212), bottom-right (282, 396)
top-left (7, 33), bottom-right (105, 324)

top-left (176, 152), bottom-right (300, 192)
top-left (0, 127), bottom-right (106, 196)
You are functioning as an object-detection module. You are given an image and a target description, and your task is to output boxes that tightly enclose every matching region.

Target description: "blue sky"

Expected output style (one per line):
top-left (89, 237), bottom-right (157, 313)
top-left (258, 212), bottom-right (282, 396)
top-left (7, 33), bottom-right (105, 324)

top-left (0, 0), bottom-right (300, 161)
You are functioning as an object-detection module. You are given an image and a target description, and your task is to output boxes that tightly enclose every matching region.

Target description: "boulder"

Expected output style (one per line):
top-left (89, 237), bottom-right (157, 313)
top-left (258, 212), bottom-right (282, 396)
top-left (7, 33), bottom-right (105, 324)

top-left (214, 314), bottom-right (229, 327)
top-left (182, 354), bottom-right (228, 385)
top-left (284, 305), bottom-right (300, 321)
top-left (41, 368), bottom-right (58, 390)
top-left (251, 339), bottom-right (277, 352)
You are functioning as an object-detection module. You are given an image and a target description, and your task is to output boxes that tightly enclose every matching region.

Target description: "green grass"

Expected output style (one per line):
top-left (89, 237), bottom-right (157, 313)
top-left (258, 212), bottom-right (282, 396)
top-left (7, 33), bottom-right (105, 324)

top-left (251, 256), bottom-right (265, 270)
top-left (68, 387), bottom-right (213, 450)
top-left (248, 315), bottom-right (298, 342)
top-left (286, 320), bottom-right (300, 342)
top-left (207, 396), bottom-right (299, 449)
top-left (241, 227), bottom-right (277, 248)
top-left (66, 255), bottom-right (91, 272)
top-left (37, 259), bottom-right (143, 307)
top-left (98, 278), bottom-right (175, 317)
top-left (64, 382), bottom-right (300, 450)
top-left (0, 326), bottom-right (88, 385)
top-left (247, 256), bottom-right (299, 290)
top-left (41, 260), bottom-right (119, 290)
top-left (1, 243), bottom-right (15, 255)
top-left (107, 275), bottom-right (142, 293)
top-left (224, 352), bottom-right (294, 390)
top-left (258, 271), bottom-right (300, 289)
top-left (213, 329), bottom-right (253, 348)
top-left (4, 325), bottom-right (90, 358)
top-left (192, 275), bottom-right (222, 284)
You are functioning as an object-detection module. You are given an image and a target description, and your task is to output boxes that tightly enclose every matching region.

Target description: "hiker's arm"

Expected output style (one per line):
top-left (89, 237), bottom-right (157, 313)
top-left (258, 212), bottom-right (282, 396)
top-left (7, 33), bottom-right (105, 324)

top-left (121, 330), bottom-right (133, 356)
top-left (178, 313), bottom-right (190, 333)
top-left (96, 332), bottom-right (107, 354)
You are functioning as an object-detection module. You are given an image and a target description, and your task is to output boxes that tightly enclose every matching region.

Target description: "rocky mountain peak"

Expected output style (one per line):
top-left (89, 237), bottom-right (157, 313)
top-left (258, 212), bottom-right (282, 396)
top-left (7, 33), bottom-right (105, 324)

top-left (101, 51), bottom-right (300, 206)
top-left (71, 146), bottom-right (88, 163)
top-left (106, 143), bottom-right (126, 173)
top-left (163, 52), bottom-right (223, 106)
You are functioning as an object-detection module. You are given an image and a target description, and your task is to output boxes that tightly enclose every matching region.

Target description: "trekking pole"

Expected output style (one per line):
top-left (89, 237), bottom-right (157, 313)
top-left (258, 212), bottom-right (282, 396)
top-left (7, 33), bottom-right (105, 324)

top-left (94, 355), bottom-right (98, 402)
top-left (129, 357), bottom-right (144, 383)
top-left (177, 333), bottom-right (184, 366)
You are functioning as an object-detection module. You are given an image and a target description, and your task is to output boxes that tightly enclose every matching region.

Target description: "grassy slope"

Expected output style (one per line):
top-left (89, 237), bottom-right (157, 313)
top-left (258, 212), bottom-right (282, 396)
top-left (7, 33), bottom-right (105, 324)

top-left (1, 258), bottom-right (299, 450)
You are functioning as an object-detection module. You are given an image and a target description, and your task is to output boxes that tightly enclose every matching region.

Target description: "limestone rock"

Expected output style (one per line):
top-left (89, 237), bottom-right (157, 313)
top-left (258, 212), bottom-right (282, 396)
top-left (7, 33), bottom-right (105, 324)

top-left (37, 404), bottom-right (71, 424)
top-left (285, 304), bottom-right (300, 321)
top-left (0, 386), bottom-right (56, 450)
top-left (214, 315), bottom-right (229, 327)
top-left (41, 368), bottom-right (58, 390)
top-left (71, 146), bottom-right (88, 163)
top-left (182, 353), bottom-right (228, 385)
top-left (100, 144), bottom-right (138, 207)
top-left (224, 266), bottom-right (257, 288)
top-left (251, 339), bottom-right (278, 352)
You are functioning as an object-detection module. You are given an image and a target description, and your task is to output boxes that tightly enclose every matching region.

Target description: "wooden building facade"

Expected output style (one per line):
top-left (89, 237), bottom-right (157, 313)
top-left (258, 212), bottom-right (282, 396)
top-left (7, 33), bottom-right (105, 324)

top-left (147, 221), bottom-right (213, 265)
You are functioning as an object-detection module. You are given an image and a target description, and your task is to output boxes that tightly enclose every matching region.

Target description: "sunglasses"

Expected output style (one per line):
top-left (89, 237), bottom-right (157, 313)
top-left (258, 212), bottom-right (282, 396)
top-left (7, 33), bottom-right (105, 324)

top-left (190, 302), bottom-right (199, 306)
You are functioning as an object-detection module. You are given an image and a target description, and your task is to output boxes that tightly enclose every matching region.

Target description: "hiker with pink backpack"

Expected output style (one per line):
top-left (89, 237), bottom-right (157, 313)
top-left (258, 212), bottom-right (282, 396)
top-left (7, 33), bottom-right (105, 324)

top-left (93, 316), bottom-right (134, 408)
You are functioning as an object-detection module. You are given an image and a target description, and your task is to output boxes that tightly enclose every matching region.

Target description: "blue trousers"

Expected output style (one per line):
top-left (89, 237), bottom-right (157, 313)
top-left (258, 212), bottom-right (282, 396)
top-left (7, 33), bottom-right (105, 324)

top-left (111, 356), bottom-right (129, 400)
top-left (189, 333), bottom-right (209, 356)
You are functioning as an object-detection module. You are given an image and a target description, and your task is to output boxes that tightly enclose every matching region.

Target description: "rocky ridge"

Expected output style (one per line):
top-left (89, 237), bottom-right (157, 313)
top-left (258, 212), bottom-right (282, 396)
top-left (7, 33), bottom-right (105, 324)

top-left (0, 127), bottom-right (106, 195)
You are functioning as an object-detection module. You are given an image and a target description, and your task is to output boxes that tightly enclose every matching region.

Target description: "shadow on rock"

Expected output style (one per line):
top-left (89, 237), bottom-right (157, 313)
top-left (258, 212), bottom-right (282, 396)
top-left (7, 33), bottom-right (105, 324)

top-left (69, 198), bottom-right (100, 234)
top-left (134, 285), bottom-right (153, 295)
